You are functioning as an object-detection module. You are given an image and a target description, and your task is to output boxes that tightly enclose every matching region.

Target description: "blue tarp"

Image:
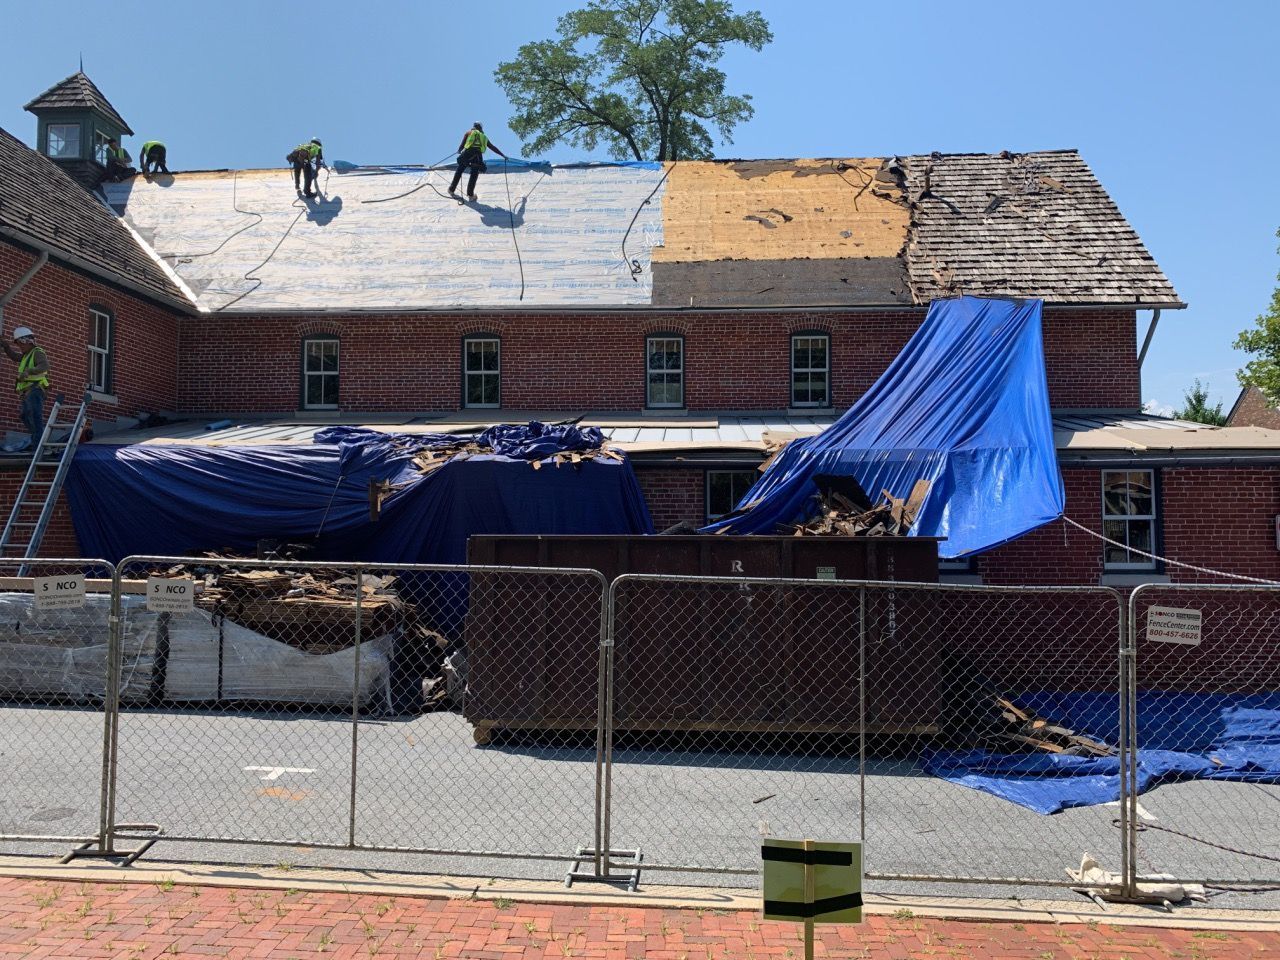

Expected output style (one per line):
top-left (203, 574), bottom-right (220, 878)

top-left (65, 423), bottom-right (653, 565)
top-left (703, 296), bottom-right (1065, 558)
top-left (924, 692), bottom-right (1280, 814)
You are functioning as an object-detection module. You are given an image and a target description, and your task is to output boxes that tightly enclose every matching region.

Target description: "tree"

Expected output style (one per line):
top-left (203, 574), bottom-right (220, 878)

top-left (1235, 228), bottom-right (1280, 403)
top-left (1174, 379), bottom-right (1228, 426)
top-left (495, 0), bottom-right (772, 162)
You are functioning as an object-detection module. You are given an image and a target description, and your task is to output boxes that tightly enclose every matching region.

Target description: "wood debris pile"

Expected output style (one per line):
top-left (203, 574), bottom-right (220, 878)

top-left (412, 437), bottom-right (623, 475)
top-left (995, 697), bottom-right (1115, 757)
top-left (785, 476), bottom-right (931, 537)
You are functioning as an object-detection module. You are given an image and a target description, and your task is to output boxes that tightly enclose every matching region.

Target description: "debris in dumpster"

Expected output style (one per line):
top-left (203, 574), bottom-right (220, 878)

top-left (996, 697), bottom-right (1115, 757)
top-left (782, 478), bottom-right (932, 537)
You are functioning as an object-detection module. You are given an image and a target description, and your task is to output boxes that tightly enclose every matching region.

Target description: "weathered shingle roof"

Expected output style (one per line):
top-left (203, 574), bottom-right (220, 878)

top-left (0, 126), bottom-right (189, 308)
top-left (903, 150), bottom-right (1179, 305)
top-left (23, 71), bottom-right (133, 136)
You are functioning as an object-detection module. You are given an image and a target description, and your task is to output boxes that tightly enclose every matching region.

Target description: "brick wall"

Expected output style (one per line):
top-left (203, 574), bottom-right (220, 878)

top-left (635, 467), bottom-right (706, 532)
top-left (175, 307), bottom-right (1140, 415)
top-left (0, 468), bottom-right (78, 558)
top-left (1226, 385), bottom-right (1280, 429)
top-left (0, 241), bottom-right (180, 431)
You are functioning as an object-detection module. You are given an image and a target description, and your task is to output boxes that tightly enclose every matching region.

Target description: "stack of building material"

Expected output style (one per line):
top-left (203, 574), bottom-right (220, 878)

top-left (781, 477), bottom-right (931, 537)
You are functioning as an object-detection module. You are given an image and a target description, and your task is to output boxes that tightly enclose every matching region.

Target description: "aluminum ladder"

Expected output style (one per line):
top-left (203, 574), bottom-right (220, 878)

top-left (0, 391), bottom-right (91, 571)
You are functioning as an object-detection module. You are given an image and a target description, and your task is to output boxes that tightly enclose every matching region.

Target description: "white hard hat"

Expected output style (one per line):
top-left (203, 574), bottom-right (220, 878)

top-left (12, 326), bottom-right (34, 341)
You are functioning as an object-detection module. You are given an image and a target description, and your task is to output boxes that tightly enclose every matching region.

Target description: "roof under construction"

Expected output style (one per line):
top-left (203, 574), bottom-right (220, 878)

top-left (99, 150), bottom-right (1182, 313)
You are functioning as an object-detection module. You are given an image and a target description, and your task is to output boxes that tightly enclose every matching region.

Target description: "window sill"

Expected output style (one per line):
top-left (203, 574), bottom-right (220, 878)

top-left (642, 407), bottom-right (688, 416)
top-left (786, 406), bottom-right (834, 417)
top-left (1100, 572), bottom-right (1170, 587)
top-left (88, 391), bottom-right (118, 406)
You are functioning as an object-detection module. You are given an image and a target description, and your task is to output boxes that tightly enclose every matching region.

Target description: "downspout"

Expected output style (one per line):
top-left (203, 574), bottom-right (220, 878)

top-left (1137, 307), bottom-right (1162, 369)
top-left (0, 251), bottom-right (48, 332)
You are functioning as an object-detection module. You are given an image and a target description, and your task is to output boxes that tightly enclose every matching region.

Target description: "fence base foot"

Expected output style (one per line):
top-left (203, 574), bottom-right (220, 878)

top-left (564, 846), bottom-right (643, 892)
top-left (61, 824), bottom-right (164, 867)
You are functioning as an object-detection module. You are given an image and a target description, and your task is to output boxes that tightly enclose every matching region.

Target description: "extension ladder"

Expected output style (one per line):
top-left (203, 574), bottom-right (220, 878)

top-left (0, 391), bottom-right (91, 571)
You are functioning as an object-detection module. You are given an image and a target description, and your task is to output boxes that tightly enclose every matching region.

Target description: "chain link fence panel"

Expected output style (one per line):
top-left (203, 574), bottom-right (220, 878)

top-left (0, 559), bottom-right (116, 848)
top-left (603, 575), bottom-right (1126, 889)
top-left (1129, 584), bottom-right (1280, 889)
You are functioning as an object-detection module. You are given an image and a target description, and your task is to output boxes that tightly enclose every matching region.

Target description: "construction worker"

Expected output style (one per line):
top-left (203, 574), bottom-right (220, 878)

top-left (103, 138), bottom-right (134, 181)
top-left (1, 327), bottom-right (49, 454)
top-left (287, 138), bottom-right (325, 197)
top-left (449, 122), bottom-right (506, 200)
top-left (140, 139), bottom-right (170, 176)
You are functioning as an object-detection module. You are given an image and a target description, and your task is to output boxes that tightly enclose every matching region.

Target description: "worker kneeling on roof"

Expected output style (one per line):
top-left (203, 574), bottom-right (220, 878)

top-left (140, 139), bottom-right (169, 176)
top-left (103, 137), bottom-right (134, 182)
top-left (287, 138), bottom-right (326, 197)
top-left (449, 122), bottom-right (506, 201)
top-left (1, 326), bottom-right (49, 454)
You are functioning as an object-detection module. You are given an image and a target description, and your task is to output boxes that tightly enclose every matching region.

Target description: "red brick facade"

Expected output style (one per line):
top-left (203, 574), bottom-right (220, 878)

top-left (1227, 385), bottom-right (1280, 430)
top-left (0, 240), bottom-right (180, 431)
top-left (174, 307), bottom-right (1140, 415)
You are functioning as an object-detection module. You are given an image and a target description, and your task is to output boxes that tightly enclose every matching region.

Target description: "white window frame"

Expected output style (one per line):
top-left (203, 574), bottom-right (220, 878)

top-left (46, 123), bottom-right (81, 159)
top-left (791, 333), bottom-right (830, 408)
top-left (1101, 469), bottom-right (1158, 571)
top-left (463, 336), bottom-right (501, 409)
top-left (646, 335), bottom-right (684, 409)
top-left (705, 469), bottom-right (758, 522)
top-left (87, 306), bottom-right (112, 394)
top-left (301, 337), bottom-right (340, 411)
top-left (93, 129), bottom-right (112, 166)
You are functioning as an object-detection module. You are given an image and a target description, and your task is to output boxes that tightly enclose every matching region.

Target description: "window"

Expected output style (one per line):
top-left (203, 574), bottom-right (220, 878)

top-left (93, 129), bottom-right (112, 166)
top-left (463, 336), bottom-right (500, 408)
top-left (646, 335), bottom-right (683, 408)
top-left (791, 333), bottom-right (830, 407)
top-left (87, 306), bottom-right (113, 394)
top-left (1101, 470), bottom-right (1158, 570)
top-left (301, 337), bottom-right (339, 410)
top-left (46, 123), bottom-right (81, 159)
top-left (938, 556), bottom-right (975, 574)
top-left (706, 469), bottom-right (758, 522)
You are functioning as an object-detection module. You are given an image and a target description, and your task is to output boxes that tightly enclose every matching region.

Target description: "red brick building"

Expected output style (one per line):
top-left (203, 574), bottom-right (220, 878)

top-left (4, 72), bottom-right (1279, 583)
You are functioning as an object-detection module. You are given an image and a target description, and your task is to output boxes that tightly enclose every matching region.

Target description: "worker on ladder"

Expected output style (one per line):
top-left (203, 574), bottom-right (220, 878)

top-left (1, 327), bottom-right (49, 454)
top-left (287, 138), bottom-right (326, 197)
top-left (140, 139), bottom-right (170, 176)
top-left (449, 122), bottom-right (506, 201)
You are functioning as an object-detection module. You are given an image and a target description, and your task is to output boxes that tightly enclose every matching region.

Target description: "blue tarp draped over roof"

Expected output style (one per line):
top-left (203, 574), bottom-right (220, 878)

top-left (703, 296), bottom-right (1065, 558)
top-left (65, 423), bottom-right (653, 564)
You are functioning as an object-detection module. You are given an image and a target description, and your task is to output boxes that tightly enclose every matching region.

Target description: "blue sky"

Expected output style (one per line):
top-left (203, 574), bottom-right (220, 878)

top-left (3, 0), bottom-right (1276, 414)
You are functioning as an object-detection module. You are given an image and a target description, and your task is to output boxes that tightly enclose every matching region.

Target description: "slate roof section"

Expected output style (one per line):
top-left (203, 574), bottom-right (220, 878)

top-left (902, 150), bottom-right (1180, 306)
top-left (0, 127), bottom-right (189, 308)
top-left (23, 71), bottom-right (133, 135)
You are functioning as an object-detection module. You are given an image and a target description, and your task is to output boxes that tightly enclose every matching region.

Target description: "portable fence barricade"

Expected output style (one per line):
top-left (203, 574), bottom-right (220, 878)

top-left (108, 556), bottom-right (610, 878)
top-left (1128, 584), bottom-right (1280, 890)
top-left (602, 574), bottom-right (1127, 889)
top-left (0, 558), bottom-right (117, 853)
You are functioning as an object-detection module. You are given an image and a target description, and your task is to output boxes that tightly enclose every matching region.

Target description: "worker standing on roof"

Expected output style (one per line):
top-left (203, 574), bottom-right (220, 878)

top-left (0, 327), bottom-right (49, 454)
top-left (140, 139), bottom-right (169, 176)
top-left (103, 137), bottom-right (133, 181)
top-left (448, 123), bottom-right (506, 201)
top-left (287, 138), bottom-right (326, 197)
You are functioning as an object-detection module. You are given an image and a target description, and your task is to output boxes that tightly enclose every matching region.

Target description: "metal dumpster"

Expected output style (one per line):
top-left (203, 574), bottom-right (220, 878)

top-left (464, 535), bottom-right (939, 741)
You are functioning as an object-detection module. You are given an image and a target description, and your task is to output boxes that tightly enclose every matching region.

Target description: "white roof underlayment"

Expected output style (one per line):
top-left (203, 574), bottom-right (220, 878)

top-left (102, 162), bottom-right (666, 312)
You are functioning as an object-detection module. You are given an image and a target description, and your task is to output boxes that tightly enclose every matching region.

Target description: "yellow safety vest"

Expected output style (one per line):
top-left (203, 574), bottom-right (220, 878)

top-left (463, 129), bottom-right (488, 152)
top-left (16, 348), bottom-right (49, 393)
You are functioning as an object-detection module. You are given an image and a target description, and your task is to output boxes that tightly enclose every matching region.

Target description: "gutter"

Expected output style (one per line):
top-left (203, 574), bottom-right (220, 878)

top-left (1137, 308), bottom-right (1162, 369)
top-left (0, 250), bottom-right (48, 330)
top-left (0, 226), bottom-right (194, 315)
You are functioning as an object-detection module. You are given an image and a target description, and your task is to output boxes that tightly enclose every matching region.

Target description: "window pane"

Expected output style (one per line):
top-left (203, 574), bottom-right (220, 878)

top-left (809, 372), bottom-right (827, 403)
top-left (481, 342), bottom-right (499, 372)
top-left (708, 470), bottom-right (758, 518)
top-left (481, 373), bottom-right (499, 405)
top-left (466, 376), bottom-right (484, 406)
top-left (320, 374), bottom-right (339, 406)
top-left (809, 337), bottom-right (828, 370)
top-left (1127, 519), bottom-right (1153, 555)
top-left (47, 124), bottom-right (81, 159)
top-left (792, 340), bottom-right (810, 369)
top-left (1126, 472), bottom-right (1153, 516)
top-left (305, 376), bottom-right (324, 406)
top-left (321, 342), bottom-right (339, 372)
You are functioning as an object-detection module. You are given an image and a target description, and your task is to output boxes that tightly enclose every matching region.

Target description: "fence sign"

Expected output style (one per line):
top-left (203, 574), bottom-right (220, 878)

top-left (33, 573), bottom-right (86, 610)
top-left (762, 839), bottom-right (863, 923)
top-left (147, 576), bottom-right (195, 613)
top-left (1146, 606), bottom-right (1202, 646)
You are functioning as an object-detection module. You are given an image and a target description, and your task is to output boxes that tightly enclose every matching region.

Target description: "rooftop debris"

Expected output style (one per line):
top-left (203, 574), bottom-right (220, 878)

top-left (782, 476), bottom-right (931, 537)
top-left (995, 697), bottom-right (1115, 757)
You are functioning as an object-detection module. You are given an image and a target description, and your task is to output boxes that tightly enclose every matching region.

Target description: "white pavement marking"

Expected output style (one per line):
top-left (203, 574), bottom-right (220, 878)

top-left (244, 766), bottom-right (315, 782)
top-left (1104, 800), bottom-right (1159, 823)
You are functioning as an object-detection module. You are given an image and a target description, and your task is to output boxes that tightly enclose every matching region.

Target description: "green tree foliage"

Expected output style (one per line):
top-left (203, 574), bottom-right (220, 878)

top-left (495, 0), bottom-right (772, 161)
top-left (1174, 379), bottom-right (1228, 426)
top-left (1235, 228), bottom-right (1280, 403)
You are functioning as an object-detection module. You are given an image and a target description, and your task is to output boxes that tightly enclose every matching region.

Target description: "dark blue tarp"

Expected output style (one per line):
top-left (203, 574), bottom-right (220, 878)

top-left (703, 296), bottom-right (1064, 558)
top-left (65, 423), bottom-right (653, 565)
top-left (924, 692), bottom-right (1280, 814)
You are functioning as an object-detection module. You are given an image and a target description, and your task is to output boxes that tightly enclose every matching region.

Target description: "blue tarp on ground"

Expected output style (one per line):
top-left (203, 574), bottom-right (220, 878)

top-left (924, 692), bottom-right (1280, 814)
top-left (65, 423), bottom-right (653, 565)
top-left (703, 296), bottom-right (1064, 558)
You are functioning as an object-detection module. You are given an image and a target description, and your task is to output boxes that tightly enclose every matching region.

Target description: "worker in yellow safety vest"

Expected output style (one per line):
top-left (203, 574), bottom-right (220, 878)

top-left (140, 139), bottom-right (169, 176)
top-left (449, 122), bottom-right (506, 201)
top-left (287, 138), bottom-right (326, 197)
top-left (104, 138), bottom-right (134, 181)
top-left (1, 326), bottom-right (50, 454)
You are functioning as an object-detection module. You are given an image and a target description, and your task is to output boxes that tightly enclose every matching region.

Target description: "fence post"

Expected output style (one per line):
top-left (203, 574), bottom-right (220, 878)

top-left (592, 575), bottom-right (610, 877)
top-left (347, 570), bottom-right (364, 849)
top-left (1121, 588), bottom-right (1141, 897)
top-left (858, 586), bottom-right (867, 846)
top-left (97, 563), bottom-right (122, 854)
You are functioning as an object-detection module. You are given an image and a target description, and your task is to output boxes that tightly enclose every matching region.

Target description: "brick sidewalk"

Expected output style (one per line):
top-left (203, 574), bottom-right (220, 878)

top-left (0, 877), bottom-right (1273, 959)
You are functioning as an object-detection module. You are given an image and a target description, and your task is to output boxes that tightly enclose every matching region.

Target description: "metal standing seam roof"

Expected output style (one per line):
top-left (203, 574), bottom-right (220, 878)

top-left (86, 411), bottom-right (1278, 455)
top-left (0, 126), bottom-right (190, 308)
